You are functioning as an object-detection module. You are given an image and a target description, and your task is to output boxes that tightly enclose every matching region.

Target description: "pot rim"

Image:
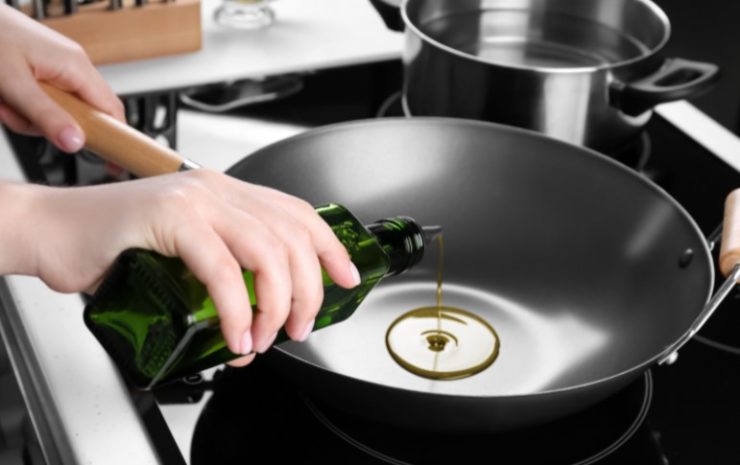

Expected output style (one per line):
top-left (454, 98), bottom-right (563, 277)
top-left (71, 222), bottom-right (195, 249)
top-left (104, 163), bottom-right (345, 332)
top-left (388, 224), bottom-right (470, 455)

top-left (400, 0), bottom-right (672, 74)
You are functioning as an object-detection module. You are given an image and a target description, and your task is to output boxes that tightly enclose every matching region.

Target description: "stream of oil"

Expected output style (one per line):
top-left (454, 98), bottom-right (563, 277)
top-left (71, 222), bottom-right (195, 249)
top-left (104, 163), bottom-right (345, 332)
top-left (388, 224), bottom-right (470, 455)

top-left (385, 234), bottom-right (500, 380)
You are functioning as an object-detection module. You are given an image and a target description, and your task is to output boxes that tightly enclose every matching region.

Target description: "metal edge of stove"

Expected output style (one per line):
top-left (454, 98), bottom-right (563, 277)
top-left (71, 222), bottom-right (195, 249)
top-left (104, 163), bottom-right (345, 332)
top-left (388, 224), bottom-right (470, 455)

top-left (656, 101), bottom-right (740, 173)
top-left (0, 129), bottom-right (167, 464)
top-left (0, 278), bottom-right (179, 465)
top-left (0, 279), bottom-right (73, 465)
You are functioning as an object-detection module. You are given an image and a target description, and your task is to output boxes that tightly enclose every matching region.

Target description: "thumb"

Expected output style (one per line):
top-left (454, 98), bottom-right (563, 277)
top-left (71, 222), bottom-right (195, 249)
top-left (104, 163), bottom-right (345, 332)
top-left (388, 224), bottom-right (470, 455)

top-left (0, 62), bottom-right (84, 153)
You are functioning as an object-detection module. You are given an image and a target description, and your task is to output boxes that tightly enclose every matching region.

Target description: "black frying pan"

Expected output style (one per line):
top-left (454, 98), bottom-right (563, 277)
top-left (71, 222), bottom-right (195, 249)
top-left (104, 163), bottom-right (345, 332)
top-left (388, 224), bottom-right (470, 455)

top-left (223, 118), bottom-right (740, 432)
top-left (45, 87), bottom-right (740, 432)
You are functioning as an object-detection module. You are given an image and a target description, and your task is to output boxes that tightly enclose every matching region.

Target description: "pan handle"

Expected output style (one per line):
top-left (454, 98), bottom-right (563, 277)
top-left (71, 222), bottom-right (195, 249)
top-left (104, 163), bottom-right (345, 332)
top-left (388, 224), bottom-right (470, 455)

top-left (658, 189), bottom-right (740, 365)
top-left (40, 83), bottom-right (200, 177)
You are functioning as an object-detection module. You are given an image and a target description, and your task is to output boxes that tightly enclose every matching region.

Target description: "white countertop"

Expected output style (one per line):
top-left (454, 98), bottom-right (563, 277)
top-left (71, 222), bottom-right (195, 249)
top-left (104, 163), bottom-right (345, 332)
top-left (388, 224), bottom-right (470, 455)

top-left (99, 0), bottom-right (404, 95)
top-left (0, 132), bottom-right (161, 463)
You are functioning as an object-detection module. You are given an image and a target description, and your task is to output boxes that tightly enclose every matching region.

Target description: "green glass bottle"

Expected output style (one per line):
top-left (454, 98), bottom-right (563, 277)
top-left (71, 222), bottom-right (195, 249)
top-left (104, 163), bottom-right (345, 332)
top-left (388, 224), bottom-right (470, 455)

top-left (84, 204), bottom-right (430, 390)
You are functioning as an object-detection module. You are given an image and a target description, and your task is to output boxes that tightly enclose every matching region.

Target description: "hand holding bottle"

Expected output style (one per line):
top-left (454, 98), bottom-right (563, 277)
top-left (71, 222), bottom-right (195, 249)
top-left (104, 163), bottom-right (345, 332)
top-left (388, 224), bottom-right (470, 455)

top-left (0, 3), bottom-right (125, 152)
top-left (0, 170), bottom-right (361, 366)
top-left (85, 203), bottom-right (427, 388)
top-left (0, 4), bottom-right (361, 370)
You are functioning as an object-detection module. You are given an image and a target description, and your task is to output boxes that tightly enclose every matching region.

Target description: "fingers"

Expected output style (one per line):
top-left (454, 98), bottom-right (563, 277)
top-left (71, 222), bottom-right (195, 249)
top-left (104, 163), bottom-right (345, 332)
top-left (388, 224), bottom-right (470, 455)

top-left (222, 177), bottom-right (361, 290)
top-left (19, 9), bottom-right (126, 122)
top-left (0, 103), bottom-right (42, 136)
top-left (242, 209), bottom-right (324, 344)
top-left (278, 196), bottom-right (361, 290)
top-left (49, 54), bottom-right (126, 123)
top-left (207, 203), bottom-right (294, 353)
top-left (227, 353), bottom-right (256, 368)
top-left (279, 228), bottom-right (323, 342)
top-left (144, 171), bottom-right (362, 360)
top-left (174, 222), bottom-right (254, 356)
top-left (0, 53), bottom-right (84, 152)
top-left (0, 9), bottom-right (124, 148)
top-left (217, 177), bottom-right (362, 342)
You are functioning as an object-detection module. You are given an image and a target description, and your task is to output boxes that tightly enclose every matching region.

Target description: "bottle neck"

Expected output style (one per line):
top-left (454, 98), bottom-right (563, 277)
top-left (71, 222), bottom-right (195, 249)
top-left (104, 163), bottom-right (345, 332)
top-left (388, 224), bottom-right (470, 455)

top-left (367, 217), bottom-right (426, 276)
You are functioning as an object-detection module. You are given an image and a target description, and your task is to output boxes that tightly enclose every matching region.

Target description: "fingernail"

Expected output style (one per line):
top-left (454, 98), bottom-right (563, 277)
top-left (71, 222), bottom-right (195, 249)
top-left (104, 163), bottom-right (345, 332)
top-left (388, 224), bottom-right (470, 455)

top-left (256, 331), bottom-right (278, 353)
top-left (349, 262), bottom-right (361, 286)
top-left (240, 331), bottom-right (253, 355)
top-left (57, 126), bottom-right (84, 153)
top-left (300, 319), bottom-right (315, 342)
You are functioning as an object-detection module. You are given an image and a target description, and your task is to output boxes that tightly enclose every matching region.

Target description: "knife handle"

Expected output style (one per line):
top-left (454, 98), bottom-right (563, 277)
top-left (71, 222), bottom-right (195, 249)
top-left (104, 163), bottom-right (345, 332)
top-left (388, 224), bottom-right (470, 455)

top-left (41, 83), bottom-right (198, 177)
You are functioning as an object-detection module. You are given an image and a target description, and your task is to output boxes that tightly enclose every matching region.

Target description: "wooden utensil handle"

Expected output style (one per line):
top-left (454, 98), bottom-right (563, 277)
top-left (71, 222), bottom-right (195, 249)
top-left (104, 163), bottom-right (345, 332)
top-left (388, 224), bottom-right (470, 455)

top-left (41, 83), bottom-right (195, 177)
top-left (720, 188), bottom-right (740, 277)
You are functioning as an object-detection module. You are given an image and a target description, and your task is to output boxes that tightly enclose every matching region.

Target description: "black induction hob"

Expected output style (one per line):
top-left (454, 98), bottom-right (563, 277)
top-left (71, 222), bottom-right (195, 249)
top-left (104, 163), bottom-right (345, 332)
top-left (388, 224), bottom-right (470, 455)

top-left (190, 338), bottom-right (740, 465)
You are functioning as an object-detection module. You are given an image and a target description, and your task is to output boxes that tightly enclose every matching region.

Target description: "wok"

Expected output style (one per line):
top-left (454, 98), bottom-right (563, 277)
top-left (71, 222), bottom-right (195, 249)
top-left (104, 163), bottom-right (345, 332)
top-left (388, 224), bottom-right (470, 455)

top-left (44, 86), bottom-right (740, 432)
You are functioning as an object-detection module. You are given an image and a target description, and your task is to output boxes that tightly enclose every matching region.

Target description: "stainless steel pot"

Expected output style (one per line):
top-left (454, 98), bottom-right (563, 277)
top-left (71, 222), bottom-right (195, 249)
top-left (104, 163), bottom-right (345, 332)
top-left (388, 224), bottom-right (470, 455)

top-left (372, 0), bottom-right (719, 151)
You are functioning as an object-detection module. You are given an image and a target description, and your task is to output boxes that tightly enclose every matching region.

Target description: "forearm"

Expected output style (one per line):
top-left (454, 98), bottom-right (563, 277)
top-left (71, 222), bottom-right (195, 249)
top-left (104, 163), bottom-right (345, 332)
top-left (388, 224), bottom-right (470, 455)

top-left (0, 181), bottom-right (42, 276)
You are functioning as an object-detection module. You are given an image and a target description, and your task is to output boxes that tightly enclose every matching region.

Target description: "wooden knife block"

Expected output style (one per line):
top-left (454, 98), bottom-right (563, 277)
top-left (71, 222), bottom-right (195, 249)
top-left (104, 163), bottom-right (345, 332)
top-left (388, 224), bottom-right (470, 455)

top-left (38, 0), bottom-right (202, 65)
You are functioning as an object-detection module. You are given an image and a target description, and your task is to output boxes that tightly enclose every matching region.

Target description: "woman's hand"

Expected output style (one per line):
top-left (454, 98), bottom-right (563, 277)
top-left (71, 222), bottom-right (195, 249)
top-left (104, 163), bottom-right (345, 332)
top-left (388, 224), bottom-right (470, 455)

top-left (0, 4), bottom-right (124, 152)
top-left (0, 172), bottom-right (360, 364)
top-left (0, 5), bottom-right (359, 366)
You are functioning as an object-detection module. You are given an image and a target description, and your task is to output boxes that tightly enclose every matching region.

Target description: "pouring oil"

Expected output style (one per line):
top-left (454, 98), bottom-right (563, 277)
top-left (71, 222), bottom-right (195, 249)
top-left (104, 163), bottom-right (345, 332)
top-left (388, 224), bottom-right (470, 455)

top-left (385, 234), bottom-right (500, 380)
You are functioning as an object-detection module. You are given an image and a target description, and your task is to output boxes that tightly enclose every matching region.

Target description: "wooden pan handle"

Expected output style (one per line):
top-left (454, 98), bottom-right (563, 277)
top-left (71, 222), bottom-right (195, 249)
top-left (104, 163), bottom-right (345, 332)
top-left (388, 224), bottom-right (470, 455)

top-left (41, 83), bottom-right (196, 177)
top-left (720, 188), bottom-right (740, 277)
top-left (659, 188), bottom-right (740, 364)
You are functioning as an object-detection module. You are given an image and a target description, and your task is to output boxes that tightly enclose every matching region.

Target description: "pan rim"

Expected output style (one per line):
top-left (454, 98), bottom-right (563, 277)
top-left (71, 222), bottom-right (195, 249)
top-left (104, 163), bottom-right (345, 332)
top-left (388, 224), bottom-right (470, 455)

top-left (229, 116), bottom-right (715, 399)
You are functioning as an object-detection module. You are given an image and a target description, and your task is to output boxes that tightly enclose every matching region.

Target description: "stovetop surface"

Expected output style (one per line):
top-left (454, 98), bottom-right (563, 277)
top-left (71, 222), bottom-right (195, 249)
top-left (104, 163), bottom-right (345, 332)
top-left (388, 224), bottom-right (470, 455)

top-left (190, 337), bottom-right (740, 465)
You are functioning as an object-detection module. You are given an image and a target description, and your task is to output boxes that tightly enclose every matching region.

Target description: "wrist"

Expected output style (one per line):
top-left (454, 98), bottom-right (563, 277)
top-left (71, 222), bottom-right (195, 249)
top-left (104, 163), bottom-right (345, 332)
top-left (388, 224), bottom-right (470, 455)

top-left (0, 182), bottom-right (48, 276)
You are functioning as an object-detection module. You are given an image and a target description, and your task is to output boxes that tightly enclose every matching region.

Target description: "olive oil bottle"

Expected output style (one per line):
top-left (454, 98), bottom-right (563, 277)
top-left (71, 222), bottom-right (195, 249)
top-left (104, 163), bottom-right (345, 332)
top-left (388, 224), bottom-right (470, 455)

top-left (84, 204), bottom-right (429, 390)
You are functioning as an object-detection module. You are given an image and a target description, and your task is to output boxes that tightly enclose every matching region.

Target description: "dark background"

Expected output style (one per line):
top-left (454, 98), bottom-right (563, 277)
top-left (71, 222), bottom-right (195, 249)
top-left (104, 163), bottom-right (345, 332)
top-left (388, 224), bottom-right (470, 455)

top-left (655, 0), bottom-right (740, 134)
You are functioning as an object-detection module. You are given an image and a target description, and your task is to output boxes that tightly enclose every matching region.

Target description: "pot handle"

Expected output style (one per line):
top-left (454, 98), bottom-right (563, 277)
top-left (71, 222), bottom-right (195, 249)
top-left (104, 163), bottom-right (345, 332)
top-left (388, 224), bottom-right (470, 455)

top-left (613, 58), bottom-right (719, 116)
top-left (368, 0), bottom-right (405, 32)
top-left (658, 188), bottom-right (740, 365)
top-left (40, 83), bottom-right (198, 177)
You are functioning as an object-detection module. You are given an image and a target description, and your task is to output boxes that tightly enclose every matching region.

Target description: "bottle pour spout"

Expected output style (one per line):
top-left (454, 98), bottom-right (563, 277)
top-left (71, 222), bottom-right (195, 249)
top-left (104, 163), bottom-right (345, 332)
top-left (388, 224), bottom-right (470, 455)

top-left (367, 217), bottom-right (436, 276)
top-left (422, 225), bottom-right (443, 245)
